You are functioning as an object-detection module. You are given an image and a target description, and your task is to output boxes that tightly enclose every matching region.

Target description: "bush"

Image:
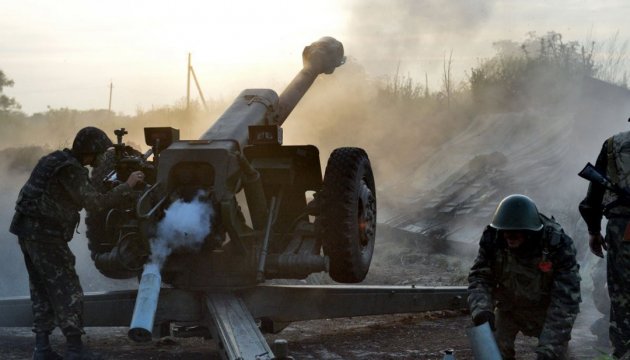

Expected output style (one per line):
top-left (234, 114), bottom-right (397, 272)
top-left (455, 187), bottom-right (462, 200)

top-left (469, 32), bottom-right (596, 111)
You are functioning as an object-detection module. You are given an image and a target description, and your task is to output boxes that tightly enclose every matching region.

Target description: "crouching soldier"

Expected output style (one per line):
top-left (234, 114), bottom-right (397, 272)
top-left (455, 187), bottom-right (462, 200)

top-left (467, 194), bottom-right (581, 359)
top-left (9, 127), bottom-right (145, 360)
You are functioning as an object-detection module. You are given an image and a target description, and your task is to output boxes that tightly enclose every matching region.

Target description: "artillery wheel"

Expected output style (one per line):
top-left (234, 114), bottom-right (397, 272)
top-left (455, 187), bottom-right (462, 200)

top-left (319, 147), bottom-right (376, 283)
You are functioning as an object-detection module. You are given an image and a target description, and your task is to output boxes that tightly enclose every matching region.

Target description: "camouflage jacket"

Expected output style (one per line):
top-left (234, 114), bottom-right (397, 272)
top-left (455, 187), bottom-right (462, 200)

top-left (580, 133), bottom-right (630, 234)
top-left (578, 141), bottom-right (607, 234)
top-left (468, 216), bottom-right (581, 351)
top-left (10, 149), bottom-right (132, 242)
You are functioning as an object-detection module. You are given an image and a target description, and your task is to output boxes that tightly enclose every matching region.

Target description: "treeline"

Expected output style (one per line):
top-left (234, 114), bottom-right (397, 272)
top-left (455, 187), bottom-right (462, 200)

top-left (0, 32), bottom-right (626, 170)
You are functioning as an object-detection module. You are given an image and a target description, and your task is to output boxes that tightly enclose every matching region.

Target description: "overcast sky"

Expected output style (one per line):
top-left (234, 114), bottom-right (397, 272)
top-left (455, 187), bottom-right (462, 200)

top-left (2, 0), bottom-right (629, 115)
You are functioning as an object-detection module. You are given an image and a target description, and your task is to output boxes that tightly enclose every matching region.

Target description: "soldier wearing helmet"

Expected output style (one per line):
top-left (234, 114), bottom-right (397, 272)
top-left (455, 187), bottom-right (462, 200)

top-left (468, 194), bottom-right (581, 360)
top-left (9, 127), bottom-right (145, 360)
top-left (579, 133), bottom-right (630, 359)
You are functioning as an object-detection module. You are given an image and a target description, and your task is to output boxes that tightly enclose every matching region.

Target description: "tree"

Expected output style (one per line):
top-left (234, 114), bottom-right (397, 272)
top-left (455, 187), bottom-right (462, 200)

top-left (0, 70), bottom-right (21, 111)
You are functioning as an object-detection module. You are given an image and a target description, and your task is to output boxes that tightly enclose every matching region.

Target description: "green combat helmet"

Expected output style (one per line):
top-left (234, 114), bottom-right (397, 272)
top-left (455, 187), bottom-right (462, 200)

top-left (490, 194), bottom-right (544, 231)
top-left (71, 127), bottom-right (113, 157)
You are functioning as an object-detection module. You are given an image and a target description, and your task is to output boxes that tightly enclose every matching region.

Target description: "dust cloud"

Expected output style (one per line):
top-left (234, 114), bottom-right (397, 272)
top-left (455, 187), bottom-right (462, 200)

top-left (342, 0), bottom-right (494, 79)
top-left (283, 27), bottom-right (629, 352)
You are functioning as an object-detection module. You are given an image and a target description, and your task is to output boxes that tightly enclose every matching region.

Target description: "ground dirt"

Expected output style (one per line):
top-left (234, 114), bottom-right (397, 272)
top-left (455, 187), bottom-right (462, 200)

top-left (0, 244), bottom-right (613, 359)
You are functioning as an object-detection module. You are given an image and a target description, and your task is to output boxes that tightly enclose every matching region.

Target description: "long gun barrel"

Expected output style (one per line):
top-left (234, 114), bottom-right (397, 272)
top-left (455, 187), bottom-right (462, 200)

top-left (154, 37), bottom-right (345, 208)
top-left (199, 37), bottom-right (345, 148)
top-left (275, 36), bottom-right (345, 125)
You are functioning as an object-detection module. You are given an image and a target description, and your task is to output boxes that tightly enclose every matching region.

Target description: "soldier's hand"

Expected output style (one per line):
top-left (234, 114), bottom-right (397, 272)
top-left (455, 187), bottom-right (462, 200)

top-left (472, 310), bottom-right (495, 330)
top-left (589, 232), bottom-right (607, 258)
top-left (126, 171), bottom-right (145, 188)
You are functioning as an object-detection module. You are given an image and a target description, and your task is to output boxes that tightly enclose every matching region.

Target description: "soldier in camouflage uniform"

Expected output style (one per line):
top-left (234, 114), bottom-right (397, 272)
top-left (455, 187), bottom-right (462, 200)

top-left (579, 132), bottom-right (630, 359)
top-left (9, 127), bottom-right (145, 360)
top-left (85, 147), bottom-right (148, 279)
top-left (468, 194), bottom-right (581, 360)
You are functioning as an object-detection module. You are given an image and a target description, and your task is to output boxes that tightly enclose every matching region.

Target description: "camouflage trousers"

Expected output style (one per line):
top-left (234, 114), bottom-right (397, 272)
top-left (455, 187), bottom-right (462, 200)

top-left (19, 237), bottom-right (85, 337)
top-left (495, 308), bottom-right (568, 359)
top-left (605, 218), bottom-right (630, 358)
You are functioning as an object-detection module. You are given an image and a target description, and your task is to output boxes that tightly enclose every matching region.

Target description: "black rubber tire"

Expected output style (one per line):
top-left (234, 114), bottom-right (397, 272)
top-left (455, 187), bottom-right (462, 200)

top-left (319, 147), bottom-right (377, 283)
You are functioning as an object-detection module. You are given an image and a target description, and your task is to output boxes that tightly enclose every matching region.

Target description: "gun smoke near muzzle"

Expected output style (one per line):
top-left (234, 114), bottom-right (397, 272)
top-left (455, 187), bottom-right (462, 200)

top-left (129, 192), bottom-right (214, 342)
top-left (149, 192), bottom-right (214, 269)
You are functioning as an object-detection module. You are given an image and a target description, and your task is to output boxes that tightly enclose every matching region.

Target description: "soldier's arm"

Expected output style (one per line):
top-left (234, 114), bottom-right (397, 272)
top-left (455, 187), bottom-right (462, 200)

top-left (536, 235), bottom-right (581, 358)
top-left (58, 165), bottom-right (132, 212)
top-left (578, 141), bottom-right (607, 233)
top-left (467, 228), bottom-right (496, 319)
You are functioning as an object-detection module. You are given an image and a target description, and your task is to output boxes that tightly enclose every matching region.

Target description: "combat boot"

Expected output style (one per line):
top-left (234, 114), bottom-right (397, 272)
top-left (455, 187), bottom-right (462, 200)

top-left (64, 335), bottom-right (104, 360)
top-left (32, 332), bottom-right (63, 360)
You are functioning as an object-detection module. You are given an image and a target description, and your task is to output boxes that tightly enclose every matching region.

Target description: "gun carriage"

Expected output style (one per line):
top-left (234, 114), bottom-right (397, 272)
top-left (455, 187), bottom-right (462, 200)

top-left (89, 37), bottom-right (376, 288)
top-left (0, 37), bottom-right (468, 360)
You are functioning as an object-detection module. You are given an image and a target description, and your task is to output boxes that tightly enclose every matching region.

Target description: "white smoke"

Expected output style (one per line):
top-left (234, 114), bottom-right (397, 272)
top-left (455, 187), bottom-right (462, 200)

top-left (149, 192), bottom-right (214, 268)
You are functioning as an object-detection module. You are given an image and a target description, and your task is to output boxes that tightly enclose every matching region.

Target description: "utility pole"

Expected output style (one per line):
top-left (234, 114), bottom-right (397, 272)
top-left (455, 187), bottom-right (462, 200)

top-left (190, 65), bottom-right (209, 112)
top-left (187, 53), bottom-right (191, 111)
top-left (108, 81), bottom-right (113, 113)
top-left (186, 53), bottom-right (209, 112)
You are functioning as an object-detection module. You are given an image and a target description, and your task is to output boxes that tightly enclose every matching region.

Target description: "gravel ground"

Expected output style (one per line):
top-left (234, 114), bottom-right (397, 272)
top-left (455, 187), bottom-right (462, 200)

top-left (0, 244), bottom-right (613, 359)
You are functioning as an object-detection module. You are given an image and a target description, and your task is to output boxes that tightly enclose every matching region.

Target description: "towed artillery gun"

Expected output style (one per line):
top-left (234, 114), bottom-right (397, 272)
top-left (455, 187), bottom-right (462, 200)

top-left (0, 37), bottom-right (467, 359)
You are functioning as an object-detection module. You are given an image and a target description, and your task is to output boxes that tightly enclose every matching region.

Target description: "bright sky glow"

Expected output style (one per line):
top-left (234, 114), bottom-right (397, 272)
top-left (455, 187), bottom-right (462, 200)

top-left (1, 0), bottom-right (629, 114)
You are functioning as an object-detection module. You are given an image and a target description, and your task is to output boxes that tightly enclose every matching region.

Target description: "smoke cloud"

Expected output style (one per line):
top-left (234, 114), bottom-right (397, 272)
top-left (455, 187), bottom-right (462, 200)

top-left (342, 0), bottom-right (495, 83)
top-left (149, 192), bottom-right (213, 268)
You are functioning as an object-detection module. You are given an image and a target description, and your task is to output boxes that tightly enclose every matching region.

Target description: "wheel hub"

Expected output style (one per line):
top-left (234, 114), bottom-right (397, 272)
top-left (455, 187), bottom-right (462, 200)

top-left (357, 178), bottom-right (376, 248)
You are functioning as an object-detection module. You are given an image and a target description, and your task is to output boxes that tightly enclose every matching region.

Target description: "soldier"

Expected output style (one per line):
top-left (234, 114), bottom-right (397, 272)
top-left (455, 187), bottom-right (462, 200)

top-left (468, 194), bottom-right (581, 359)
top-left (579, 133), bottom-right (630, 358)
top-left (9, 127), bottom-right (145, 360)
top-left (86, 146), bottom-right (148, 279)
